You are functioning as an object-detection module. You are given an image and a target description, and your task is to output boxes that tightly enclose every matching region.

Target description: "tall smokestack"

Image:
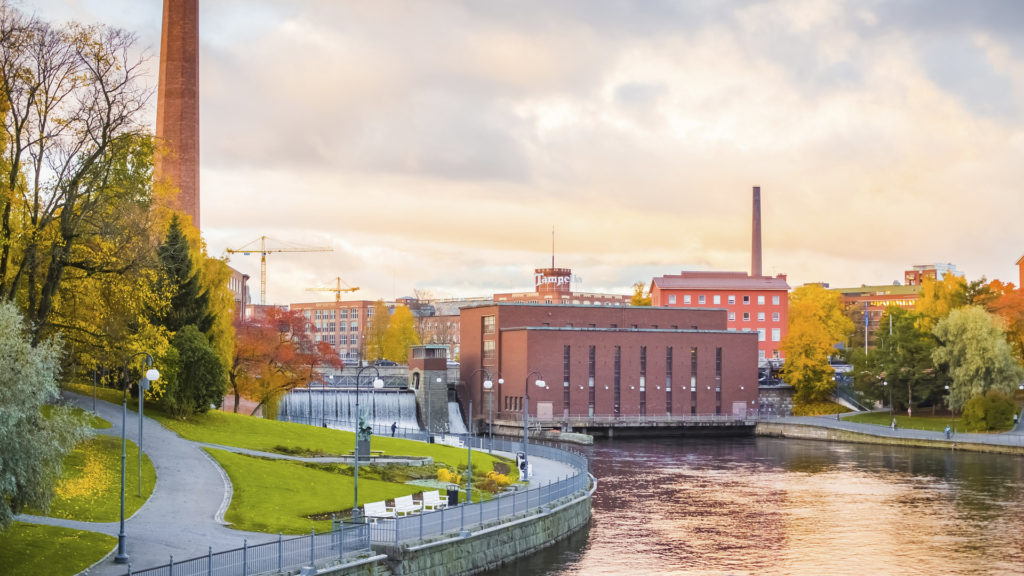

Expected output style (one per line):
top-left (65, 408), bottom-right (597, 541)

top-left (751, 186), bottom-right (762, 277)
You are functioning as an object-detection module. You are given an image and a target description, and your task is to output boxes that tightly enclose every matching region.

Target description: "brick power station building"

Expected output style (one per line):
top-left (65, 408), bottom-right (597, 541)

top-left (458, 304), bottom-right (758, 436)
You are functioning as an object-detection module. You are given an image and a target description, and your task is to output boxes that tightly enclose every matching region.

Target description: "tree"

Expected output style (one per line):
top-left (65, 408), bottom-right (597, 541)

top-left (631, 281), bottom-right (652, 306)
top-left (781, 284), bottom-right (854, 404)
top-left (0, 7), bottom-right (152, 343)
top-left (915, 274), bottom-right (968, 332)
top-left (160, 324), bottom-right (227, 418)
top-left (383, 304), bottom-right (421, 362)
top-left (363, 300), bottom-right (391, 362)
top-left (0, 301), bottom-right (88, 530)
top-left (931, 306), bottom-right (1024, 412)
top-left (867, 307), bottom-right (948, 413)
top-left (984, 279), bottom-right (1024, 364)
top-left (156, 215), bottom-right (212, 334)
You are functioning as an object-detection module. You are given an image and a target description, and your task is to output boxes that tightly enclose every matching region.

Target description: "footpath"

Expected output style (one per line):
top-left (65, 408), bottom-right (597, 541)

top-left (17, 392), bottom-right (578, 576)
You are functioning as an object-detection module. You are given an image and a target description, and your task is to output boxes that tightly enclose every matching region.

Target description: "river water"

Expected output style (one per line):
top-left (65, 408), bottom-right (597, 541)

top-left (487, 436), bottom-right (1024, 576)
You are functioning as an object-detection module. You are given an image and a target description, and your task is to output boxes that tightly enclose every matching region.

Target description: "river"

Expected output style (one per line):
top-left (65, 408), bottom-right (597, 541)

top-left (487, 436), bottom-right (1024, 576)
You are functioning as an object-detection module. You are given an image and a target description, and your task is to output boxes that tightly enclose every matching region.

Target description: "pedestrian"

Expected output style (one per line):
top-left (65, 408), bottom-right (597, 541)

top-left (391, 421), bottom-right (397, 437)
top-left (908, 407), bottom-right (912, 418)
top-left (891, 418), bottom-right (896, 431)
top-left (944, 425), bottom-right (951, 440)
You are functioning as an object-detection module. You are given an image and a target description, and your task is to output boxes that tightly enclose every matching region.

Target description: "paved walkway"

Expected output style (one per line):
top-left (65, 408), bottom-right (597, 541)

top-left (19, 392), bottom-right (584, 576)
top-left (767, 412), bottom-right (1024, 447)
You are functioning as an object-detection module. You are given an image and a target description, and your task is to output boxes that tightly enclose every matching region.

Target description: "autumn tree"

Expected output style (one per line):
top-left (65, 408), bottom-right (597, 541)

top-left (915, 274), bottom-right (968, 332)
top-left (984, 279), bottom-right (1024, 364)
top-left (363, 300), bottom-right (391, 362)
top-left (932, 306), bottom-right (1024, 412)
top-left (631, 281), bottom-right (652, 306)
top-left (383, 304), bottom-right (421, 362)
top-left (781, 284), bottom-right (854, 404)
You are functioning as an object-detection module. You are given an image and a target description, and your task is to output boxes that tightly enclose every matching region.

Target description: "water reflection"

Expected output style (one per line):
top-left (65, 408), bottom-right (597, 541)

top-left (486, 437), bottom-right (1024, 576)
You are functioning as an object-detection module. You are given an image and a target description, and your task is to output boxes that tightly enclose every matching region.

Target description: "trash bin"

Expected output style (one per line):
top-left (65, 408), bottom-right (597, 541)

top-left (446, 484), bottom-right (460, 506)
top-left (515, 451), bottom-right (526, 473)
top-left (427, 435), bottom-right (435, 444)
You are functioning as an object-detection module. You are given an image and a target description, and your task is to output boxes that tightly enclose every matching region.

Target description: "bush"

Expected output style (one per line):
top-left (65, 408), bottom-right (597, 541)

top-left (961, 391), bottom-right (1016, 431)
top-left (437, 468), bottom-right (461, 485)
top-left (792, 401), bottom-right (846, 416)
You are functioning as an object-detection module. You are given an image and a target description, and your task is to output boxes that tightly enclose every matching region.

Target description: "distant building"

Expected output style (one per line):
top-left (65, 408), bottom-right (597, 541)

top-left (493, 267), bottom-right (632, 307)
top-left (831, 284), bottom-right (920, 349)
top-left (649, 271), bottom-right (790, 363)
top-left (459, 303), bottom-right (758, 431)
top-left (904, 263), bottom-right (963, 286)
top-left (226, 266), bottom-right (250, 321)
top-left (289, 300), bottom-right (380, 364)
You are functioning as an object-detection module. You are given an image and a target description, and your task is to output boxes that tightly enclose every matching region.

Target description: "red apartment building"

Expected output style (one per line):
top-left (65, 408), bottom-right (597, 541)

top-left (649, 271), bottom-right (790, 362)
top-left (459, 304), bottom-right (758, 432)
top-left (289, 300), bottom-right (380, 363)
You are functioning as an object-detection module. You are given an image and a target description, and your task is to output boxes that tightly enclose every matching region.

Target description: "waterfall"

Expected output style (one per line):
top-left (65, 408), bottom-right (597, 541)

top-left (447, 401), bottom-right (468, 434)
top-left (278, 388), bottom-right (420, 432)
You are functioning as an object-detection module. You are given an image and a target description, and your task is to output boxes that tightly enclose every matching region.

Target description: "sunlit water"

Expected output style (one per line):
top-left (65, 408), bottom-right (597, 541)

top-left (488, 437), bottom-right (1024, 576)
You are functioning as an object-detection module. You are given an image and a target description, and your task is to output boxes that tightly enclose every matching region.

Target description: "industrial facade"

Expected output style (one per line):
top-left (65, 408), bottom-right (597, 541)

top-left (459, 304), bottom-right (758, 432)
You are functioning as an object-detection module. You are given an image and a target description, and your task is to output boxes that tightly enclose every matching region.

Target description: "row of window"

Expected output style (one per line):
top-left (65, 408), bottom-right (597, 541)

top-left (668, 294), bottom-right (782, 306)
top-left (728, 312), bottom-right (781, 322)
top-left (301, 307), bottom-right (375, 320)
top-left (317, 334), bottom-right (359, 345)
top-left (312, 321), bottom-right (360, 332)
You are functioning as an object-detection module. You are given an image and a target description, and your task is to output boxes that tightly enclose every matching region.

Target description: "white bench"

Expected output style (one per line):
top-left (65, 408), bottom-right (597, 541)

top-left (363, 501), bottom-right (396, 522)
top-left (421, 490), bottom-right (448, 510)
top-left (440, 435), bottom-right (464, 448)
top-left (394, 494), bottom-right (422, 516)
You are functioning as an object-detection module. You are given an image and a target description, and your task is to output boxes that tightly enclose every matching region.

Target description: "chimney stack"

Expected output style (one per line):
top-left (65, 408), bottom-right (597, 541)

top-left (751, 186), bottom-right (762, 277)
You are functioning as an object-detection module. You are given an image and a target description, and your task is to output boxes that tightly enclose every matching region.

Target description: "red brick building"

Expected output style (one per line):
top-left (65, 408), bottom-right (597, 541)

top-left (289, 300), bottom-right (380, 363)
top-left (493, 267), bottom-right (631, 306)
top-left (649, 271), bottom-right (790, 362)
top-left (459, 304), bottom-right (758, 431)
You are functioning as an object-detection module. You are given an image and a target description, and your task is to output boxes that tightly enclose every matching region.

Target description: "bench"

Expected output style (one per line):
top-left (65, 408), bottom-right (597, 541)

top-left (421, 490), bottom-right (448, 511)
top-left (363, 501), bottom-right (396, 522)
top-left (440, 435), bottom-right (464, 448)
top-left (393, 494), bottom-right (422, 516)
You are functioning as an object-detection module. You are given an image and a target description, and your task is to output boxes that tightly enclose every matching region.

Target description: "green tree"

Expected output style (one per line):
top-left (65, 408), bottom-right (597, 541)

top-left (160, 325), bottom-right (228, 419)
top-left (932, 306), bottom-right (1024, 412)
top-left (363, 300), bottom-right (391, 362)
top-left (0, 301), bottom-right (89, 530)
top-left (383, 304), bottom-right (421, 362)
top-left (961, 390), bottom-right (1016, 431)
top-left (631, 281), bottom-right (652, 306)
top-left (866, 307), bottom-right (948, 413)
top-left (781, 284), bottom-right (854, 404)
top-left (157, 215), bottom-right (212, 334)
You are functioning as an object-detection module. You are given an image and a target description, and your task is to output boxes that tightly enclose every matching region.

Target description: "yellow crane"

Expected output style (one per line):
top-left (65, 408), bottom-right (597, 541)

top-left (226, 236), bottom-right (333, 305)
top-left (306, 276), bottom-right (360, 302)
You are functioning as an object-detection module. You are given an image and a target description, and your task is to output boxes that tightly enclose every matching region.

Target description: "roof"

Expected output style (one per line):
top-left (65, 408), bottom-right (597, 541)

top-left (651, 271), bottom-right (790, 291)
top-left (832, 284), bottom-right (920, 296)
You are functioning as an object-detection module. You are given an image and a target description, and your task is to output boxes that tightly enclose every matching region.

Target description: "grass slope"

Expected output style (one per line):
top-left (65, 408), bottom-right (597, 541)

top-left (206, 448), bottom-right (422, 533)
top-left (0, 522), bottom-right (114, 576)
top-left (843, 411), bottom-right (964, 432)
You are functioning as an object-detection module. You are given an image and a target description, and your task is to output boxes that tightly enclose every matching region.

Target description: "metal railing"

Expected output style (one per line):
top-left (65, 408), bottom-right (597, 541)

top-left (365, 434), bottom-right (590, 546)
top-left (520, 413), bottom-right (757, 427)
top-left (121, 522), bottom-right (370, 576)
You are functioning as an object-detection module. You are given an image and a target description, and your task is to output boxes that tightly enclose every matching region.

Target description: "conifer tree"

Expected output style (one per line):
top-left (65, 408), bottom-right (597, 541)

top-left (157, 214), bottom-right (213, 334)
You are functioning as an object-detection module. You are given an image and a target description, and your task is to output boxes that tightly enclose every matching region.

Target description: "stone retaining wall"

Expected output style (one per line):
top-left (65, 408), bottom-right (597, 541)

top-left (756, 422), bottom-right (1024, 456)
top-left (313, 480), bottom-right (594, 576)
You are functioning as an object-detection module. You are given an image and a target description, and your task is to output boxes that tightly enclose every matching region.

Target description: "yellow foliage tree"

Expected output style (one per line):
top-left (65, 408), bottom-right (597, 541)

top-left (915, 274), bottom-right (968, 331)
top-left (363, 300), bottom-right (391, 362)
top-left (383, 305), bottom-right (421, 362)
top-left (781, 284), bottom-right (854, 404)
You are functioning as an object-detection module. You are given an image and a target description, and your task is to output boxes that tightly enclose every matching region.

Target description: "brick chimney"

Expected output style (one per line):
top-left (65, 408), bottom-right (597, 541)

top-left (752, 186), bottom-right (762, 278)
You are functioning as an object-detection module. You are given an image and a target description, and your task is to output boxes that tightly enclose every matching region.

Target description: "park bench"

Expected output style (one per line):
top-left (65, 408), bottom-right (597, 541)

top-left (393, 494), bottom-right (422, 516)
top-left (363, 501), bottom-right (396, 522)
top-left (421, 490), bottom-right (447, 510)
top-left (440, 435), bottom-right (464, 448)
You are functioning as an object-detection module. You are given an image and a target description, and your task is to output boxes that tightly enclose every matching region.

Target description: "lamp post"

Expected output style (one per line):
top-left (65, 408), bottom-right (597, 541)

top-left (115, 353), bottom-right (159, 564)
top-left (352, 366), bottom-right (383, 519)
top-left (484, 378), bottom-right (501, 454)
top-left (883, 380), bottom-right (892, 416)
top-left (469, 369), bottom-right (492, 436)
top-left (522, 370), bottom-right (545, 482)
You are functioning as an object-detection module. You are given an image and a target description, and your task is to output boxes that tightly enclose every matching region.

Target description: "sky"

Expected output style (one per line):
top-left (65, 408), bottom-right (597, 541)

top-left (17, 0), bottom-right (1024, 305)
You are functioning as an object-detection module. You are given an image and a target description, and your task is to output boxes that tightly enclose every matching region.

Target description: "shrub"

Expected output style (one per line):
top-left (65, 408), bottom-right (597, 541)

top-left (792, 401), bottom-right (845, 416)
top-left (437, 468), bottom-right (461, 485)
top-left (961, 391), bottom-right (1016, 431)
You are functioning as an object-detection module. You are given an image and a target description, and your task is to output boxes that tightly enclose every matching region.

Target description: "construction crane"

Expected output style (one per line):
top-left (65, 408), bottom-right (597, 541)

top-left (306, 276), bottom-right (360, 302)
top-left (226, 236), bottom-right (333, 305)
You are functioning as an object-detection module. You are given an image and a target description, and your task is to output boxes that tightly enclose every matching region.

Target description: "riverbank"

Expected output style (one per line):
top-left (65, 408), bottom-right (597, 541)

top-left (758, 415), bottom-right (1024, 456)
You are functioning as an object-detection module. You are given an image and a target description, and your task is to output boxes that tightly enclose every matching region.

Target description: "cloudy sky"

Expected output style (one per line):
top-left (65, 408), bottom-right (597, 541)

top-left (19, 0), bottom-right (1024, 304)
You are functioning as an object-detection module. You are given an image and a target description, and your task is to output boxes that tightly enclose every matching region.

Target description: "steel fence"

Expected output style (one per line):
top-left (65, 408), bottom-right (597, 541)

top-left (121, 522), bottom-right (370, 576)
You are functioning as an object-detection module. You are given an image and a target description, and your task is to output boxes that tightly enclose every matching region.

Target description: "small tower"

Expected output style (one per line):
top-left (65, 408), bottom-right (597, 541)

top-left (408, 346), bottom-right (449, 435)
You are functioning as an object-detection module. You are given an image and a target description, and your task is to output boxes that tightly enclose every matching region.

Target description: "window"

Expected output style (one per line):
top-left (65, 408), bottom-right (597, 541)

top-left (728, 295), bottom-right (736, 305)
top-left (698, 295), bottom-right (706, 304)
top-left (758, 328), bottom-right (766, 342)
top-left (757, 295), bottom-right (765, 305)
top-left (772, 328), bottom-right (781, 342)
top-left (743, 312), bottom-right (750, 321)
top-left (483, 340), bottom-right (496, 361)
top-left (669, 294), bottom-right (677, 305)
top-left (772, 295), bottom-right (780, 305)
top-left (683, 295), bottom-right (691, 304)
top-left (772, 349), bottom-right (781, 359)
top-left (339, 309), bottom-right (348, 319)
top-left (759, 350), bottom-right (766, 360)
top-left (757, 312), bottom-right (765, 321)
top-left (713, 295), bottom-right (721, 305)
top-left (349, 334), bottom-right (357, 345)
top-left (350, 320), bottom-right (358, 330)
top-left (743, 296), bottom-right (750, 304)
top-left (483, 315), bottom-right (495, 334)
top-left (728, 312), bottom-right (736, 321)
top-left (772, 312), bottom-right (780, 322)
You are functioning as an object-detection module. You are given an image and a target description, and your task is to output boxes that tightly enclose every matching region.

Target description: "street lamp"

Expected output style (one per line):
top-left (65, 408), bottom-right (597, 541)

top-left (883, 380), bottom-right (892, 416)
top-left (522, 370), bottom-right (545, 482)
top-left (469, 369), bottom-right (492, 436)
top-left (483, 378), bottom-right (501, 454)
top-left (352, 366), bottom-right (383, 519)
top-left (115, 353), bottom-right (158, 564)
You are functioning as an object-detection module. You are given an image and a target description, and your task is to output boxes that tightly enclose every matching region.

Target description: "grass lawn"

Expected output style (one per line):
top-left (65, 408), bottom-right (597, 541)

top-left (207, 448), bottom-right (425, 533)
top-left (28, 435), bottom-right (156, 522)
top-left (42, 404), bottom-right (111, 429)
top-left (65, 382), bottom-right (124, 405)
top-left (844, 411), bottom-right (965, 432)
top-left (0, 522), bottom-right (114, 576)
